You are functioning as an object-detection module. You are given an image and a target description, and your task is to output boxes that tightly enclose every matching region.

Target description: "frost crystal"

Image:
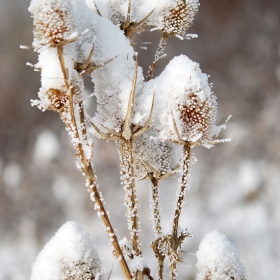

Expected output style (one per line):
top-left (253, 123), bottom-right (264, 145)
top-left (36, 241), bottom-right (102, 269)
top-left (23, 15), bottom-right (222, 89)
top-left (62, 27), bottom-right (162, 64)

top-left (152, 55), bottom-right (222, 147)
top-left (30, 221), bottom-right (102, 280)
top-left (196, 230), bottom-right (246, 280)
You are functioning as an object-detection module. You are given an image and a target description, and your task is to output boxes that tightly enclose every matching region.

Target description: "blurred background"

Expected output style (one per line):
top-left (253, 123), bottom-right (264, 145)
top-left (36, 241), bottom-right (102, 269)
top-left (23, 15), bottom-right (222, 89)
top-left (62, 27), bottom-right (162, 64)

top-left (0, 0), bottom-right (280, 279)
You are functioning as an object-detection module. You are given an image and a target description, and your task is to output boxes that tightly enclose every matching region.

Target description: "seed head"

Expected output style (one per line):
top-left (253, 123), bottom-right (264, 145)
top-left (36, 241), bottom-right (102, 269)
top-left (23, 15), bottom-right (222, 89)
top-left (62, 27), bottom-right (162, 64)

top-left (29, 0), bottom-right (76, 47)
top-left (156, 0), bottom-right (199, 38)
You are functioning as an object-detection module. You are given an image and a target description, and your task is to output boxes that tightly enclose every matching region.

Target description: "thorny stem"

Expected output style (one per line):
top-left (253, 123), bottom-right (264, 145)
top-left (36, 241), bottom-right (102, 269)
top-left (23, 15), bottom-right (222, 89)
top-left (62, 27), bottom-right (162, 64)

top-left (57, 46), bottom-right (132, 280)
top-left (120, 139), bottom-right (141, 256)
top-left (147, 34), bottom-right (168, 81)
top-left (150, 177), bottom-right (162, 237)
top-left (170, 143), bottom-right (191, 280)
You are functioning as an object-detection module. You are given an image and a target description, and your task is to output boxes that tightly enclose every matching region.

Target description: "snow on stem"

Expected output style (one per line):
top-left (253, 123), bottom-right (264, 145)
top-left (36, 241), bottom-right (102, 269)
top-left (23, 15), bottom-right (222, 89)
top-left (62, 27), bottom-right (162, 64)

top-left (57, 45), bottom-right (132, 280)
top-left (120, 139), bottom-right (141, 256)
top-left (170, 143), bottom-right (191, 280)
top-left (149, 177), bottom-right (162, 237)
top-left (147, 33), bottom-right (168, 81)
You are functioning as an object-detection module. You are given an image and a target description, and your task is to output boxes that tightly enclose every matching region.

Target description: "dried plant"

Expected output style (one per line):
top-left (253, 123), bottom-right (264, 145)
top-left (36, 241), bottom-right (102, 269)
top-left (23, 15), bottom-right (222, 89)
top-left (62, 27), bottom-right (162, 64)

top-left (24, 0), bottom-right (246, 280)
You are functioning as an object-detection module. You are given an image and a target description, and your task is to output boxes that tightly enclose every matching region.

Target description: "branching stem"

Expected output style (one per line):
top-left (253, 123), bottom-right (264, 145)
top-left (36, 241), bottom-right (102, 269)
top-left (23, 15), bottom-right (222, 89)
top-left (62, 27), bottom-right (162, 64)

top-left (57, 46), bottom-right (132, 280)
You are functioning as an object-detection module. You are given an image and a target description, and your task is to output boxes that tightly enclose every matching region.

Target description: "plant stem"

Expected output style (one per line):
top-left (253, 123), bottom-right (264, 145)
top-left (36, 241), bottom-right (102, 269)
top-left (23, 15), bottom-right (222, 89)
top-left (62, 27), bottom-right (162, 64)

top-left (120, 139), bottom-right (141, 256)
top-left (57, 46), bottom-right (132, 280)
top-left (150, 177), bottom-right (162, 237)
top-left (147, 34), bottom-right (168, 81)
top-left (170, 143), bottom-right (191, 280)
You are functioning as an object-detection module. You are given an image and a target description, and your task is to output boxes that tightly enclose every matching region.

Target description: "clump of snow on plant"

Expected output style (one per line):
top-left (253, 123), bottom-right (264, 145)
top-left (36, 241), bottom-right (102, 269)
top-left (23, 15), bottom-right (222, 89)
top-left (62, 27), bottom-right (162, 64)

top-left (29, 0), bottom-right (76, 47)
top-left (150, 55), bottom-right (224, 147)
top-left (196, 230), bottom-right (246, 280)
top-left (30, 221), bottom-right (102, 280)
top-left (90, 32), bottom-right (145, 133)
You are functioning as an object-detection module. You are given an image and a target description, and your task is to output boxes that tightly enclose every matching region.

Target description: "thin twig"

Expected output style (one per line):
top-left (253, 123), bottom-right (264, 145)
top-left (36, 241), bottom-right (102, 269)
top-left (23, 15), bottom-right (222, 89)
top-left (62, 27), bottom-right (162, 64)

top-left (147, 34), bottom-right (168, 81)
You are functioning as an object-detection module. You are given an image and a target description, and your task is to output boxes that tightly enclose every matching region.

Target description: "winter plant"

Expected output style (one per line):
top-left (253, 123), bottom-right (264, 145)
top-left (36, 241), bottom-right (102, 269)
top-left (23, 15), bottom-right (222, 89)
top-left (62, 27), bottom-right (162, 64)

top-left (23, 0), bottom-right (247, 279)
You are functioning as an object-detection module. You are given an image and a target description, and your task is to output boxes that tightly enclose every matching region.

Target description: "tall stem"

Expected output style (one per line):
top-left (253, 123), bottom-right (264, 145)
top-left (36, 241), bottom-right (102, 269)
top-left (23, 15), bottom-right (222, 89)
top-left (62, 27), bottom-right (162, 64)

top-left (57, 46), bottom-right (132, 280)
top-left (120, 139), bottom-right (141, 255)
top-left (170, 143), bottom-right (191, 280)
top-left (150, 177), bottom-right (162, 237)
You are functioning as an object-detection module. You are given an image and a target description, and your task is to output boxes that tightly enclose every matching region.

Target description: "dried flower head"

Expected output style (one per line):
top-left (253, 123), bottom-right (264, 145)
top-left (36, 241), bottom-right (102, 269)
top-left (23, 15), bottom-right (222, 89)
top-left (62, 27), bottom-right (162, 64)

top-left (133, 129), bottom-right (181, 180)
top-left (29, 0), bottom-right (76, 47)
top-left (46, 88), bottom-right (68, 111)
top-left (177, 92), bottom-right (217, 144)
top-left (152, 55), bottom-right (226, 147)
top-left (150, 0), bottom-right (199, 39)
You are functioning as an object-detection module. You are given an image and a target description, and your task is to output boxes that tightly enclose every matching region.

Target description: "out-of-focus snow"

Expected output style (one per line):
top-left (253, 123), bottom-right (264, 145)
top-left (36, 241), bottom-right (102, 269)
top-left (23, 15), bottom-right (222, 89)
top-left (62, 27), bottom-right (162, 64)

top-left (33, 130), bottom-right (59, 166)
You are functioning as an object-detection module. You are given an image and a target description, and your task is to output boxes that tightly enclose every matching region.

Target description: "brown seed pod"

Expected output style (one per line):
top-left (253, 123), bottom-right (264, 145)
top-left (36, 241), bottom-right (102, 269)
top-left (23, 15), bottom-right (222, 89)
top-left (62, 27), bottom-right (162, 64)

top-left (178, 92), bottom-right (217, 143)
top-left (29, 0), bottom-right (76, 47)
top-left (162, 0), bottom-right (199, 38)
top-left (47, 88), bottom-right (68, 111)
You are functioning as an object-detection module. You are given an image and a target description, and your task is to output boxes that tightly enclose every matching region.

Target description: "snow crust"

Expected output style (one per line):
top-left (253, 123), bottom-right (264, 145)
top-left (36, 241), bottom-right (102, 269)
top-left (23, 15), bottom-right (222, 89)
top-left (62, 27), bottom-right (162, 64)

top-left (30, 221), bottom-right (102, 280)
top-left (196, 230), bottom-right (246, 280)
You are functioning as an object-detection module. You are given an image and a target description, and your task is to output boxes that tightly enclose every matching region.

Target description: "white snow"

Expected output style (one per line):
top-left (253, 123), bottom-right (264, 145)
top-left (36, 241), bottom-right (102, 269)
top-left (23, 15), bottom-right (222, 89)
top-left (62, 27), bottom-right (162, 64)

top-left (196, 230), bottom-right (246, 280)
top-left (30, 221), bottom-right (102, 280)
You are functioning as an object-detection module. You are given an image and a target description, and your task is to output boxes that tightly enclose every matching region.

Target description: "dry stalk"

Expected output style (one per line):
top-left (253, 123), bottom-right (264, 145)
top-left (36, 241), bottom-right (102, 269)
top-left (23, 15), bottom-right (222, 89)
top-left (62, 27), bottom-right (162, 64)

top-left (120, 139), bottom-right (141, 256)
top-left (147, 34), bottom-right (168, 81)
top-left (170, 143), bottom-right (191, 280)
top-left (150, 176), bottom-right (162, 237)
top-left (57, 46), bottom-right (132, 280)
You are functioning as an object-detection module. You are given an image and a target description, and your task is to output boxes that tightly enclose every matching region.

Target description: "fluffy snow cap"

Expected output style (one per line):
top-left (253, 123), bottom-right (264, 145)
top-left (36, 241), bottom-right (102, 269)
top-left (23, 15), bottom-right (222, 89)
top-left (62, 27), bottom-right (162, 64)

top-left (30, 221), bottom-right (102, 280)
top-left (196, 230), bottom-right (246, 280)
top-left (152, 55), bottom-right (218, 146)
top-left (29, 0), bottom-right (76, 47)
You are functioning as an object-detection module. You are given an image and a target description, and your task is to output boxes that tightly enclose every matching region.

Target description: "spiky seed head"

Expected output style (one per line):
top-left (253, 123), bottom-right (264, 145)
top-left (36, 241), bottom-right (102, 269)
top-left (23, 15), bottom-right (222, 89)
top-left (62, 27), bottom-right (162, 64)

top-left (162, 0), bottom-right (200, 38)
top-left (178, 92), bottom-right (217, 143)
top-left (29, 0), bottom-right (76, 47)
top-left (47, 88), bottom-right (68, 111)
top-left (133, 130), bottom-right (181, 179)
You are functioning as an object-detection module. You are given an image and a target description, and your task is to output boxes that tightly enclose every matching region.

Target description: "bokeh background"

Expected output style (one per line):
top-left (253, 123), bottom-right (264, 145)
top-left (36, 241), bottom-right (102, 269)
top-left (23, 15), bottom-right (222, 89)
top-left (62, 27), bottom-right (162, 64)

top-left (1, 0), bottom-right (280, 279)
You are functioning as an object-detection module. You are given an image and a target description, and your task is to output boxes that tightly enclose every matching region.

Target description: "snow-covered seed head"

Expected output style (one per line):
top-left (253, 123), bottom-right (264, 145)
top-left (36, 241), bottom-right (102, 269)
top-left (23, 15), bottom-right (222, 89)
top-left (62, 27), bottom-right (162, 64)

top-left (108, 0), bottom-right (127, 26)
top-left (196, 230), bottom-right (247, 280)
top-left (133, 130), bottom-right (181, 180)
top-left (29, 0), bottom-right (76, 47)
top-left (30, 222), bottom-right (102, 280)
top-left (152, 55), bottom-right (220, 146)
top-left (161, 0), bottom-right (200, 38)
top-left (47, 88), bottom-right (68, 111)
top-left (178, 92), bottom-right (217, 144)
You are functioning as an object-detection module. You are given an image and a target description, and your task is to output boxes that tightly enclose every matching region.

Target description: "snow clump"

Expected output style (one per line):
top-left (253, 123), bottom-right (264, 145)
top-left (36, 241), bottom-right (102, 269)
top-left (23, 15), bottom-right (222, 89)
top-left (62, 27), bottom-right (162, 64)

top-left (196, 230), bottom-right (246, 280)
top-left (30, 221), bottom-right (102, 280)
